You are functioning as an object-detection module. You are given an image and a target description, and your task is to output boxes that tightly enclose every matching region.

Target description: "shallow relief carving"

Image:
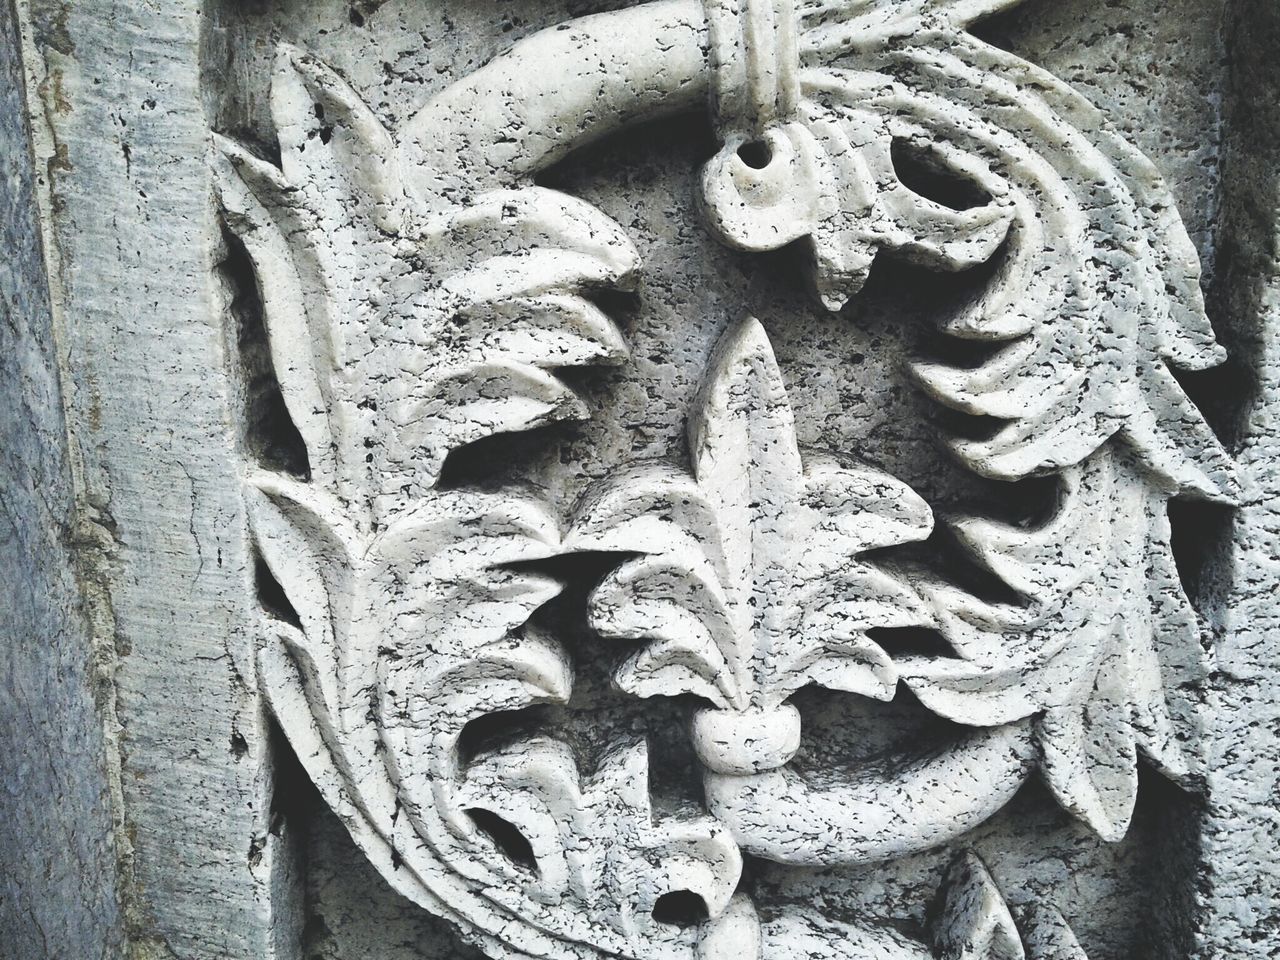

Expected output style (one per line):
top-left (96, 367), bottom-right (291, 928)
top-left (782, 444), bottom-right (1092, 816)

top-left (213, 1), bottom-right (1235, 957)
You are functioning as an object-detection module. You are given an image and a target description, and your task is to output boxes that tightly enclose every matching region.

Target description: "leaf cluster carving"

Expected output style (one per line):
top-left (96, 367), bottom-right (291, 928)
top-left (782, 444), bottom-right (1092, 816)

top-left (214, 1), bottom-right (1239, 957)
top-left (901, 445), bottom-right (1212, 840)
top-left (686, 0), bottom-right (1238, 852)
top-left (934, 854), bottom-right (1088, 960)
top-left (218, 45), bottom-right (743, 960)
top-left (695, 850), bottom-right (1092, 960)
top-left (571, 317), bottom-right (933, 775)
top-left (701, 0), bottom-right (1238, 490)
top-left (216, 46), bottom-right (636, 522)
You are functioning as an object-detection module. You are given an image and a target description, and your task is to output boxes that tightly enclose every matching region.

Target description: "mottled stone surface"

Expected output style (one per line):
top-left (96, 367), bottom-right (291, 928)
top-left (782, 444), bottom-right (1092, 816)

top-left (2, 1), bottom-right (1278, 958)
top-left (14, 0), bottom-right (299, 956)
top-left (0, 1), bottom-right (122, 956)
top-left (1201, 0), bottom-right (1280, 951)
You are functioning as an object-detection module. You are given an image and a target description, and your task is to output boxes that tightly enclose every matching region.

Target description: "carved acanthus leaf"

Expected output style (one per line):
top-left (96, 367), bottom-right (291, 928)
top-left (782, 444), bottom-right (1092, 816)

top-left (224, 1), bottom-right (1236, 951)
top-left (696, 0), bottom-right (1235, 843)
top-left (215, 44), bottom-right (634, 524)
top-left (250, 469), bottom-right (746, 960)
top-left (227, 42), bottom-right (755, 960)
top-left (1019, 908), bottom-right (1090, 960)
top-left (572, 316), bottom-right (933, 775)
top-left (459, 738), bottom-right (741, 944)
top-left (934, 853), bottom-right (1092, 960)
top-left (898, 444), bottom-right (1210, 839)
top-left (248, 471), bottom-right (563, 815)
top-left (935, 853), bottom-right (1025, 960)
top-left (701, 4), bottom-right (1238, 504)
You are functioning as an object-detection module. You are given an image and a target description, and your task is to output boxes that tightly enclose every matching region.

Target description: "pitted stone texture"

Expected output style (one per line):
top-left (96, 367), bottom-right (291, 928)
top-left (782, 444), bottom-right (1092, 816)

top-left (206, 1), bottom-right (1239, 958)
top-left (3, 1), bottom-right (1275, 959)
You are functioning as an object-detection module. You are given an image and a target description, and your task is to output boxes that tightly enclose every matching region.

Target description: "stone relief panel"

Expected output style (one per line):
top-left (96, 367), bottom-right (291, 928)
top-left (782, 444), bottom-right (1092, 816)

top-left (206, 0), bottom-right (1235, 957)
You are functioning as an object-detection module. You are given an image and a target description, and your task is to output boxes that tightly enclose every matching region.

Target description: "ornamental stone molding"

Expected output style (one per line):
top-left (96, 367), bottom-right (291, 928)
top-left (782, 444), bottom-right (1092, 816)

top-left (3, 2), bottom-right (1280, 960)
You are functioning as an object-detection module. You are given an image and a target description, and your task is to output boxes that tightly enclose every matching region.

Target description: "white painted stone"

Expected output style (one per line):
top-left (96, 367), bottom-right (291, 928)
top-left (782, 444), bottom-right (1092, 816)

top-left (5, 0), bottom-right (1279, 958)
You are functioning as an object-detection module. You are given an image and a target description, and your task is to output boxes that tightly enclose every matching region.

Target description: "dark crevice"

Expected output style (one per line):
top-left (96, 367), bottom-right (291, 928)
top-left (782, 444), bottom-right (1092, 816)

top-left (1132, 763), bottom-right (1206, 957)
top-left (791, 685), bottom-right (969, 773)
top-left (466, 808), bottom-right (539, 873)
top-left (867, 523), bottom-right (1024, 608)
top-left (268, 715), bottom-right (320, 836)
top-left (435, 420), bottom-right (580, 490)
top-left (1168, 498), bottom-right (1236, 606)
top-left (652, 890), bottom-right (709, 927)
top-left (915, 330), bottom-right (1021, 371)
top-left (867, 626), bottom-right (962, 660)
top-left (256, 717), bottom-right (319, 954)
top-left (534, 109), bottom-right (718, 191)
top-left (973, 472), bottom-right (1062, 529)
top-left (864, 473), bottom-right (1057, 607)
top-left (255, 555), bottom-right (302, 630)
top-left (736, 139), bottom-right (773, 170)
top-left (1170, 358), bottom-right (1257, 454)
top-left (932, 407), bottom-right (1011, 444)
top-left (865, 236), bottom-right (1010, 309)
top-left (217, 129), bottom-right (282, 170)
top-left (220, 224), bottom-right (310, 479)
top-left (583, 286), bottom-right (642, 334)
top-left (965, 8), bottom-right (1022, 52)
top-left (458, 705), bottom-right (554, 766)
top-left (891, 139), bottom-right (993, 212)
top-left (926, 524), bottom-right (1025, 607)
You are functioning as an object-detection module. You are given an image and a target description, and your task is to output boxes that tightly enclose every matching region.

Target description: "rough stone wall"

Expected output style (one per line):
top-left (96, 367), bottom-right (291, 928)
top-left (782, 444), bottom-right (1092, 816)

top-left (15, 0), bottom-right (301, 956)
top-left (0, 0), bottom-right (123, 956)
top-left (1201, 0), bottom-right (1280, 952)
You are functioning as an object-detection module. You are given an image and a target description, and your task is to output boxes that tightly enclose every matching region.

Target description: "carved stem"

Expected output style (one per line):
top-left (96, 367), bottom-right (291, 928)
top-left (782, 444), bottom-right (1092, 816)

top-left (398, 0), bottom-right (710, 198)
top-left (703, 721), bottom-right (1037, 865)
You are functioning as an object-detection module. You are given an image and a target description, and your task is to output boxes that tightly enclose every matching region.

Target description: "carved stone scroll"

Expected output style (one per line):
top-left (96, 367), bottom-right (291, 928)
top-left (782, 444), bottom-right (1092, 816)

top-left (206, 0), bottom-right (1238, 957)
top-left (13, 0), bottom-right (1280, 956)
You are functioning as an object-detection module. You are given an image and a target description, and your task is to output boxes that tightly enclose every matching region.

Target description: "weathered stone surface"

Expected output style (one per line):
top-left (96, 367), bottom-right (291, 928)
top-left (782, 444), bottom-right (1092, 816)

top-left (14, 0), bottom-right (300, 956)
top-left (3, 1), bottom-right (1278, 959)
top-left (0, 2), bottom-right (122, 956)
top-left (1200, 1), bottom-right (1280, 952)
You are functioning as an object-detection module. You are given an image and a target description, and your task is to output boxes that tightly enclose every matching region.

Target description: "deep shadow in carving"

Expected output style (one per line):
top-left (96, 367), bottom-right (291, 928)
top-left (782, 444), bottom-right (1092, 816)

top-left (268, 714), bottom-right (319, 842)
top-left (736, 139), bottom-right (774, 170)
top-left (255, 554), bottom-right (302, 630)
top-left (890, 139), bottom-right (993, 212)
top-left (791, 685), bottom-right (971, 774)
top-left (867, 627), bottom-right (962, 660)
top-left (466, 808), bottom-right (540, 874)
top-left (458, 705), bottom-right (554, 766)
top-left (219, 224), bottom-right (310, 479)
top-left (652, 890), bottom-right (710, 928)
top-left (1168, 498), bottom-right (1235, 607)
top-left (436, 421), bottom-right (582, 491)
top-left (263, 716), bottom-right (319, 955)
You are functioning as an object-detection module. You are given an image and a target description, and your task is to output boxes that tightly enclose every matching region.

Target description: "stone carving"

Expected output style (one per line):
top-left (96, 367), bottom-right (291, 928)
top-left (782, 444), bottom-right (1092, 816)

top-left (571, 317), bottom-right (1039, 865)
top-left (216, 44), bottom-right (744, 960)
top-left (933, 854), bottom-right (1089, 960)
top-left (700, 0), bottom-right (1017, 310)
top-left (571, 316), bottom-right (936, 775)
top-left (213, 0), bottom-right (1235, 956)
